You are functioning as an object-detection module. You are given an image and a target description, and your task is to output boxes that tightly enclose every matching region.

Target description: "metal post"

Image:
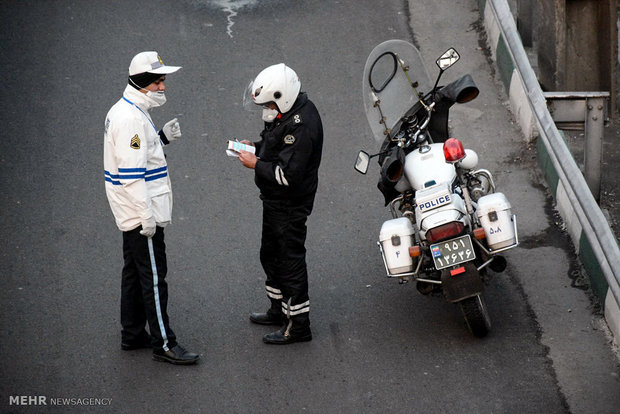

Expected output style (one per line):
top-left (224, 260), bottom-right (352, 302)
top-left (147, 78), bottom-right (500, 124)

top-left (543, 91), bottom-right (609, 203)
top-left (584, 97), bottom-right (606, 202)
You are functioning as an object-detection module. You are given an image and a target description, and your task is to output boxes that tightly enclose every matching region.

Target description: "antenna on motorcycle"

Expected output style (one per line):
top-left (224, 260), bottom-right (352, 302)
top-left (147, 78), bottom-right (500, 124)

top-left (431, 48), bottom-right (460, 96)
top-left (395, 55), bottom-right (429, 111)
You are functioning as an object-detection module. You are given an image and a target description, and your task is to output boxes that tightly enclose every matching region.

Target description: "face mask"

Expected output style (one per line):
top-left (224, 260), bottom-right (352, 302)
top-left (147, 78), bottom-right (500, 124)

top-left (145, 90), bottom-right (167, 107)
top-left (262, 108), bottom-right (279, 123)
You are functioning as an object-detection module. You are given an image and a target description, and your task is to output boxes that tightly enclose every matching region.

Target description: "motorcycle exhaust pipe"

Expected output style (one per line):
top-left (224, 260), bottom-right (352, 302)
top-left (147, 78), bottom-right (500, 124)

top-left (477, 255), bottom-right (508, 273)
top-left (489, 255), bottom-right (507, 272)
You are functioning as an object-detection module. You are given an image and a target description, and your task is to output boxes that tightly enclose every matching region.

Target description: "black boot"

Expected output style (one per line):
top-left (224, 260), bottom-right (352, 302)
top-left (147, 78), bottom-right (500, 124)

top-left (250, 312), bottom-right (285, 326)
top-left (263, 326), bottom-right (312, 344)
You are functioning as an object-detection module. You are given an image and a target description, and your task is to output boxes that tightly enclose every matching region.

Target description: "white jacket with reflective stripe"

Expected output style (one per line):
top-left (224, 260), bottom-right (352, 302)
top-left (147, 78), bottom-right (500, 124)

top-left (104, 85), bottom-right (172, 232)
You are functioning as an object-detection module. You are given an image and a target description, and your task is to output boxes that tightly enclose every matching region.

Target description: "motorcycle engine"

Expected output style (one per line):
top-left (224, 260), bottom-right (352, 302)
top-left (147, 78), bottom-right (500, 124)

top-left (469, 172), bottom-right (491, 201)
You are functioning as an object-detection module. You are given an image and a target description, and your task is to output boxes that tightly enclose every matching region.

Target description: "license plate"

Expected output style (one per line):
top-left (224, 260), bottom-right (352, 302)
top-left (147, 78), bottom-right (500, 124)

top-left (430, 235), bottom-right (476, 270)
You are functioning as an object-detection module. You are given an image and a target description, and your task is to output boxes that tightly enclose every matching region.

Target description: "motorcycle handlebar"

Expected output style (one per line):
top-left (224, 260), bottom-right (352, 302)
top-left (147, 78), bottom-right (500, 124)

top-left (408, 101), bottom-right (436, 146)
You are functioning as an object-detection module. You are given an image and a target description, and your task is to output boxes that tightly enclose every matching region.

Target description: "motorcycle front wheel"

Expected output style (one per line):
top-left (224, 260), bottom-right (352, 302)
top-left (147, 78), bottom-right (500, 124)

top-left (459, 294), bottom-right (491, 337)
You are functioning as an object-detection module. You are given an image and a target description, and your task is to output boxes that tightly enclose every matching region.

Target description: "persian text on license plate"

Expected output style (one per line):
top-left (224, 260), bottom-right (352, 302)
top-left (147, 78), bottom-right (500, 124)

top-left (430, 235), bottom-right (475, 270)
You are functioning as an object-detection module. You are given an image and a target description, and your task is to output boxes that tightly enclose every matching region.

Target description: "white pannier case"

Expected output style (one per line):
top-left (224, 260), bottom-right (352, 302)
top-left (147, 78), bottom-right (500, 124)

top-left (476, 192), bottom-right (516, 250)
top-left (379, 217), bottom-right (415, 274)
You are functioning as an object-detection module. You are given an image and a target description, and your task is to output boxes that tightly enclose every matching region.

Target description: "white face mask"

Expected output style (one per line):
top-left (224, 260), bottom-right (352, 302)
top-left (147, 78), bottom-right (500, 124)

top-left (262, 108), bottom-right (279, 123)
top-left (145, 90), bottom-right (167, 107)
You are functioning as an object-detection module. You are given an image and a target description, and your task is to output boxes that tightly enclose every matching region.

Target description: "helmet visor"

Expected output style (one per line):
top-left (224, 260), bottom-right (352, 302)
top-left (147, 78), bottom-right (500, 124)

top-left (243, 80), bottom-right (262, 112)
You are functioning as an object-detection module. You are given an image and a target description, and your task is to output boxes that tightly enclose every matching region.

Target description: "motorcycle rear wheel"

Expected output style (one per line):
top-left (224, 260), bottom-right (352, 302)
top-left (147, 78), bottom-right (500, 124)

top-left (459, 294), bottom-right (491, 337)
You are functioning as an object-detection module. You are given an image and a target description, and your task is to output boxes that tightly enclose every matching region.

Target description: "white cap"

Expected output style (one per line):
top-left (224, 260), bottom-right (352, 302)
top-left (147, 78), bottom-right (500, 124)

top-left (128, 51), bottom-right (181, 76)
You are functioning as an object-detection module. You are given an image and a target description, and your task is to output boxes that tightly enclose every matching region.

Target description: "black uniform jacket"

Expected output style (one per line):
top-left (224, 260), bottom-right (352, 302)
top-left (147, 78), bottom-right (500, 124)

top-left (253, 92), bottom-right (323, 201)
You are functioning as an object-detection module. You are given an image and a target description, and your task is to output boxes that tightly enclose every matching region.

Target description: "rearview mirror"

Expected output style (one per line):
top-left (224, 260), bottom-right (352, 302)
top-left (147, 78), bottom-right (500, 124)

top-left (436, 48), bottom-right (460, 71)
top-left (354, 150), bottom-right (370, 174)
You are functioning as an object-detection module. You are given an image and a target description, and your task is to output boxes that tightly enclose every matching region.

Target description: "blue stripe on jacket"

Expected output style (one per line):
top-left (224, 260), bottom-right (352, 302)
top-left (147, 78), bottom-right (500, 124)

top-left (105, 166), bottom-right (168, 186)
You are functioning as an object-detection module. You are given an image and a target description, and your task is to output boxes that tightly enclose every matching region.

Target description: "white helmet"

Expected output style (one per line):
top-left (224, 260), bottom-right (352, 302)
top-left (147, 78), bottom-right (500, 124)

top-left (246, 63), bottom-right (301, 114)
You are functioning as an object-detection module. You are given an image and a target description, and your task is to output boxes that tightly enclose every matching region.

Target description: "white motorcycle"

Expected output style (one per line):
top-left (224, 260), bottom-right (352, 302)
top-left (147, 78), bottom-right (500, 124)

top-left (354, 40), bottom-right (518, 337)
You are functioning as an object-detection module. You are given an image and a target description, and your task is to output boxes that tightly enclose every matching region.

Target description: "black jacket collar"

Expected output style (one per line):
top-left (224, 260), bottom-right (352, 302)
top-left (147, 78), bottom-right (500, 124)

top-left (266, 92), bottom-right (308, 128)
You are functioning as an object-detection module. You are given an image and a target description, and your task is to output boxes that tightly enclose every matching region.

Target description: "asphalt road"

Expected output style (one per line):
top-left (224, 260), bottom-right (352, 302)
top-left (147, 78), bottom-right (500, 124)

top-left (1, 0), bottom-right (618, 413)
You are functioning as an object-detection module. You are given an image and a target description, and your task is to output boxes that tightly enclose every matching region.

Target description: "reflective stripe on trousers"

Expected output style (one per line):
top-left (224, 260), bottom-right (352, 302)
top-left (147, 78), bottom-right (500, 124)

top-left (121, 226), bottom-right (176, 351)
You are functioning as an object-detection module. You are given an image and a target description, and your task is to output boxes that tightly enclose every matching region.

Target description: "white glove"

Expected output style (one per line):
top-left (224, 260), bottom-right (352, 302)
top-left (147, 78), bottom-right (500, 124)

top-left (162, 118), bottom-right (182, 141)
top-left (140, 216), bottom-right (157, 238)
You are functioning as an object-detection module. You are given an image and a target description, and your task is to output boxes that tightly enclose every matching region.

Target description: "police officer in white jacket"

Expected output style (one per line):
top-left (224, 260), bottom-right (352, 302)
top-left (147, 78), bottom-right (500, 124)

top-left (104, 51), bottom-right (199, 365)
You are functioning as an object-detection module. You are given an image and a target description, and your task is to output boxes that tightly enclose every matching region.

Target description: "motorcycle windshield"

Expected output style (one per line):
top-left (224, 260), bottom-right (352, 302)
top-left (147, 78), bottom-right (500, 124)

top-left (362, 39), bottom-right (432, 144)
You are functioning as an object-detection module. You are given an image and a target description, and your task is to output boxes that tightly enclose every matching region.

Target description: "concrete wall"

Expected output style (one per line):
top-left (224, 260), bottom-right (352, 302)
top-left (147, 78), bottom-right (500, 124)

top-left (514, 0), bottom-right (618, 113)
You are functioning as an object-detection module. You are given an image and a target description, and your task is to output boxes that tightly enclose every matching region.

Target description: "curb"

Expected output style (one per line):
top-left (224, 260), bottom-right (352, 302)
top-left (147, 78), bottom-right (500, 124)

top-left (478, 0), bottom-right (620, 343)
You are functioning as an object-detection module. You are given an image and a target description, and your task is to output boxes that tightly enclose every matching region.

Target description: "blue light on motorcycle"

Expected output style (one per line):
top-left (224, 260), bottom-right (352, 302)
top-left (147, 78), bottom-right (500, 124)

top-left (443, 138), bottom-right (466, 163)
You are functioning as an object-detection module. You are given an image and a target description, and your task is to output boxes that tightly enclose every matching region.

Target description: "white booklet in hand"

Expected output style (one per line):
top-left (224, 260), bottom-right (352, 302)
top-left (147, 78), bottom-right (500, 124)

top-left (226, 140), bottom-right (256, 157)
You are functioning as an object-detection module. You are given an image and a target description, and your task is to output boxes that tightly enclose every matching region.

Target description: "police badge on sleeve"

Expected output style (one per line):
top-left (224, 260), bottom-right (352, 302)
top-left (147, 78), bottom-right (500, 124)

top-left (284, 134), bottom-right (295, 144)
top-left (130, 134), bottom-right (141, 149)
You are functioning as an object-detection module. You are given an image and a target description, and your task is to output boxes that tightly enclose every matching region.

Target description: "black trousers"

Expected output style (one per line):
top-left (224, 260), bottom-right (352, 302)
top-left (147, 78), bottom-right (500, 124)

top-left (121, 226), bottom-right (176, 351)
top-left (260, 197), bottom-right (314, 334)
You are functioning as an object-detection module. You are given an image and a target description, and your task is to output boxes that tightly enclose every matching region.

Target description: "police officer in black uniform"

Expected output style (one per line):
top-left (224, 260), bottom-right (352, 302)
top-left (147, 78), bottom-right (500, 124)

top-left (238, 63), bottom-right (323, 344)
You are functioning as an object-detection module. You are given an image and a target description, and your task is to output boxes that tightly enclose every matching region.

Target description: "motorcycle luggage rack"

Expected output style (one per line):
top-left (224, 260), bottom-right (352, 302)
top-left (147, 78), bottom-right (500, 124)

top-left (377, 241), bottom-right (440, 284)
top-left (473, 214), bottom-right (520, 256)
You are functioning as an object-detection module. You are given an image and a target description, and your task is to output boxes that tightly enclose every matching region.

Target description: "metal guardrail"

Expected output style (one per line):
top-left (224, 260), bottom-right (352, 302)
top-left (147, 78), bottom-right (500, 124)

top-left (543, 91), bottom-right (610, 202)
top-left (488, 0), bottom-right (620, 307)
